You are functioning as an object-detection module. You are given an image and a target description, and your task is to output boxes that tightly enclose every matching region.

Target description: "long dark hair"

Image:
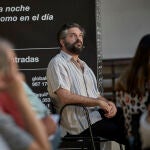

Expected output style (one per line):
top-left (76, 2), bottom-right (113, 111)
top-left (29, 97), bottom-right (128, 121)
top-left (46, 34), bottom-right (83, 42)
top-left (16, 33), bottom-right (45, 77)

top-left (116, 34), bottom-right (150, 96)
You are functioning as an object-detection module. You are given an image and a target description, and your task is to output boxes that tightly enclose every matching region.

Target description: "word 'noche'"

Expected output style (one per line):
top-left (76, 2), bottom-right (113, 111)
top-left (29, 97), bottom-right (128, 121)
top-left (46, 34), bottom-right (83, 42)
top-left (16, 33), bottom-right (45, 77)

top-left (14, 56), bottom-right (39, 63)
top-left (5, 5), bottom-right (30, 12)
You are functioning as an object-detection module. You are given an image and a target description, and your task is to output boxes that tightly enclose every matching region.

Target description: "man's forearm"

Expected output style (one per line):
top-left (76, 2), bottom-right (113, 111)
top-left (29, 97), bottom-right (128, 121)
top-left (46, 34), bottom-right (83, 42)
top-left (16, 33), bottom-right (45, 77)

top-left (98, 96), bottom-right (109, 102)
top-left (56, 88), bottom-right (99, 107)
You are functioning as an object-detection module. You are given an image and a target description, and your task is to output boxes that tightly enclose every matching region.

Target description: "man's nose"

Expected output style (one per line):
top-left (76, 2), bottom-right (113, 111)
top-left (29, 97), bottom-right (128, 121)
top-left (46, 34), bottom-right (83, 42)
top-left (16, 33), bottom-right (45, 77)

top-left (76, 35), bottom-right (83, 42)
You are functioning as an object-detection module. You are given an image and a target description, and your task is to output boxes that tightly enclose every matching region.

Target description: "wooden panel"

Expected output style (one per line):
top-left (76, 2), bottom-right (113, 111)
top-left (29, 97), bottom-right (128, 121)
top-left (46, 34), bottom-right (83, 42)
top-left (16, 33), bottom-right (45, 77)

top-left (102, 58), bottom-right (132, 102)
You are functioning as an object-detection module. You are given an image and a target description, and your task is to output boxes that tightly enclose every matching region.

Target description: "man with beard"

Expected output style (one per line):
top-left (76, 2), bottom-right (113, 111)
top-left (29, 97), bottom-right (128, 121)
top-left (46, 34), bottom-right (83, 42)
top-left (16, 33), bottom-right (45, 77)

top-left (46, 23), bottom-right (126, 145)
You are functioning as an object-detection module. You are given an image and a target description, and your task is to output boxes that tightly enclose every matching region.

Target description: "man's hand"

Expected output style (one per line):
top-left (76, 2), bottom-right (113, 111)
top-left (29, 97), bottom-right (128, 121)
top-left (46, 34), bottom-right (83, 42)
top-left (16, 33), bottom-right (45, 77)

top-left (97, 100), bottom-right (111, 114)
top-left (98, 96), bottom-right (117, 118)
top-left (104, 101), bottom-right (117, 118)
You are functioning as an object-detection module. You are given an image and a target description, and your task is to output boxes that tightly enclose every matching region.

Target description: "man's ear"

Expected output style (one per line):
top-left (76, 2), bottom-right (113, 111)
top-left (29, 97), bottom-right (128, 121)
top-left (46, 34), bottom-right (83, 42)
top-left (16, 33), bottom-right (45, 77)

top-left (60, 39), bottom-right (64, 47)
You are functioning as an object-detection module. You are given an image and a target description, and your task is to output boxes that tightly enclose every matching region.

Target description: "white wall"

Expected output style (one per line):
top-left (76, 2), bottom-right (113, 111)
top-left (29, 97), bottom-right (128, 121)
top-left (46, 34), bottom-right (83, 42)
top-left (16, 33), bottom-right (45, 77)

top-left (101, 0), bottom-right (150, 59)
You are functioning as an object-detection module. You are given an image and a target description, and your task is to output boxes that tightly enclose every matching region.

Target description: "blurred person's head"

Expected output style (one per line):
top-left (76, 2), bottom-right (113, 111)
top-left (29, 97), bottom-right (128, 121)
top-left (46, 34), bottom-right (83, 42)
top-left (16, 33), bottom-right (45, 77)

top-left (0, 38), bottom-right (17, 91)
top-left (133, 34), bottom-right (150, 71)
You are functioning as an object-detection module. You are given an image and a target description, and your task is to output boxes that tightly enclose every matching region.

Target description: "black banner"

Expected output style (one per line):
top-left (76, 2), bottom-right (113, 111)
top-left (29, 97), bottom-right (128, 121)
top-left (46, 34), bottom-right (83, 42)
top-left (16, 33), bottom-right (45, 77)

top-left (0, 0), bottom-right (97, 108)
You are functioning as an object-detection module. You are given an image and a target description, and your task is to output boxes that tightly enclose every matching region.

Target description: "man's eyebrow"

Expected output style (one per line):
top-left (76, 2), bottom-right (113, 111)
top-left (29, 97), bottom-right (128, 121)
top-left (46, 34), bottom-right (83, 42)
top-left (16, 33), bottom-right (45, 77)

top-left (67, 32), bottom-right (76, 34)
top-left (68, 32), bottom-right (83, 35)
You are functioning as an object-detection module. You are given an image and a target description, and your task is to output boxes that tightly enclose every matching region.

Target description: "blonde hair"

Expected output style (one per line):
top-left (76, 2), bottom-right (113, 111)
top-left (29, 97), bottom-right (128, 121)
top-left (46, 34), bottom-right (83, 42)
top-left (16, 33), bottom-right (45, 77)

top-left (0, 38), bottom-right (14, 74)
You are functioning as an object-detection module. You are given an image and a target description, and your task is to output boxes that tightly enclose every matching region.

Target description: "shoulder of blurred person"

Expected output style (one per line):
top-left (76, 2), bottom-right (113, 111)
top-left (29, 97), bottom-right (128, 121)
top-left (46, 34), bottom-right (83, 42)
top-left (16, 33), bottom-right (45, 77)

top-left (140, 112), bottom-right (150, 149)
top-left (23, 82), bottom-right (50, 119)
top-left (0, 91), bottom-right (25, 129)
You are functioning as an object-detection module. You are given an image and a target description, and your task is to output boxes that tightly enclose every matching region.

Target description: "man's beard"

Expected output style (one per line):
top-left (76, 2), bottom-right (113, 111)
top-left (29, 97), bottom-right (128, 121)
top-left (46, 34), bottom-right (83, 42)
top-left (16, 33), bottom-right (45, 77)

top-left (64, 39), bottom-right (84, 54)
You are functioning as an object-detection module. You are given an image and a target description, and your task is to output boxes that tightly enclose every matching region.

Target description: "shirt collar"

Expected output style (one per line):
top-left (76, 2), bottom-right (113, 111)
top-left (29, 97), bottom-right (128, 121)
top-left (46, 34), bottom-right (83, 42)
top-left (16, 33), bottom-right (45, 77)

top-left (60, 50), bottom-right (88, 72)
top-left (60, 50), bottom-right (85, 65)
top-left (60, 50), bottom-right (72, 62)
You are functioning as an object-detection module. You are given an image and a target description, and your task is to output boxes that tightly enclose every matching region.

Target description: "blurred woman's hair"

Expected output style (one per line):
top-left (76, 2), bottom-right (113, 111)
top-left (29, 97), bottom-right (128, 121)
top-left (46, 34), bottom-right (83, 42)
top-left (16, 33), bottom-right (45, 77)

top-left (116, 34), bottom-right (150, 96)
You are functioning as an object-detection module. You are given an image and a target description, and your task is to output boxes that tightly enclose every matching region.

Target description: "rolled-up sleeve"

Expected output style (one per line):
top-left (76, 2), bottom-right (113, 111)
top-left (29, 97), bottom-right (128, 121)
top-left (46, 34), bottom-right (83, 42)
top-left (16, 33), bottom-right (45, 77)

top-left (47, 58), bottom-right (71, 95)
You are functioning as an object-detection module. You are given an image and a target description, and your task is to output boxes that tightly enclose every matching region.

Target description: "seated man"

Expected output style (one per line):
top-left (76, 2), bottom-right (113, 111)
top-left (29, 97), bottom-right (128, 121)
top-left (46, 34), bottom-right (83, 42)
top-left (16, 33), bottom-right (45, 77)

top-left (46, 23), bottom-right (127, 145)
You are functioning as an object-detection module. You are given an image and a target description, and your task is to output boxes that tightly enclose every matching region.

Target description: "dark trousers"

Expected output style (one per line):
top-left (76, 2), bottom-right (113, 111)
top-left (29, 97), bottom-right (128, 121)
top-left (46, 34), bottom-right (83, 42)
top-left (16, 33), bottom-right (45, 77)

top-left (78, 107), bottom-right (127, 145)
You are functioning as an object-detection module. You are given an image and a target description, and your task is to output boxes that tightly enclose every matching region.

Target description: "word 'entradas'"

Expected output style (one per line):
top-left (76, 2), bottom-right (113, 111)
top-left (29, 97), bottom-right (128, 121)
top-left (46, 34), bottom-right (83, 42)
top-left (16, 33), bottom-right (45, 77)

top-left (14, 56), bottom-right (39, 63)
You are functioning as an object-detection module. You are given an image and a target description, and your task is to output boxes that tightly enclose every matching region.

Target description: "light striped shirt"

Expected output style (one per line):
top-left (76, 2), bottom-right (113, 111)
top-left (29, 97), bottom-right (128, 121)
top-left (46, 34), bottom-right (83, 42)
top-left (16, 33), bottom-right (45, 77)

top-left (47, 51), bottom-right (101, 135)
